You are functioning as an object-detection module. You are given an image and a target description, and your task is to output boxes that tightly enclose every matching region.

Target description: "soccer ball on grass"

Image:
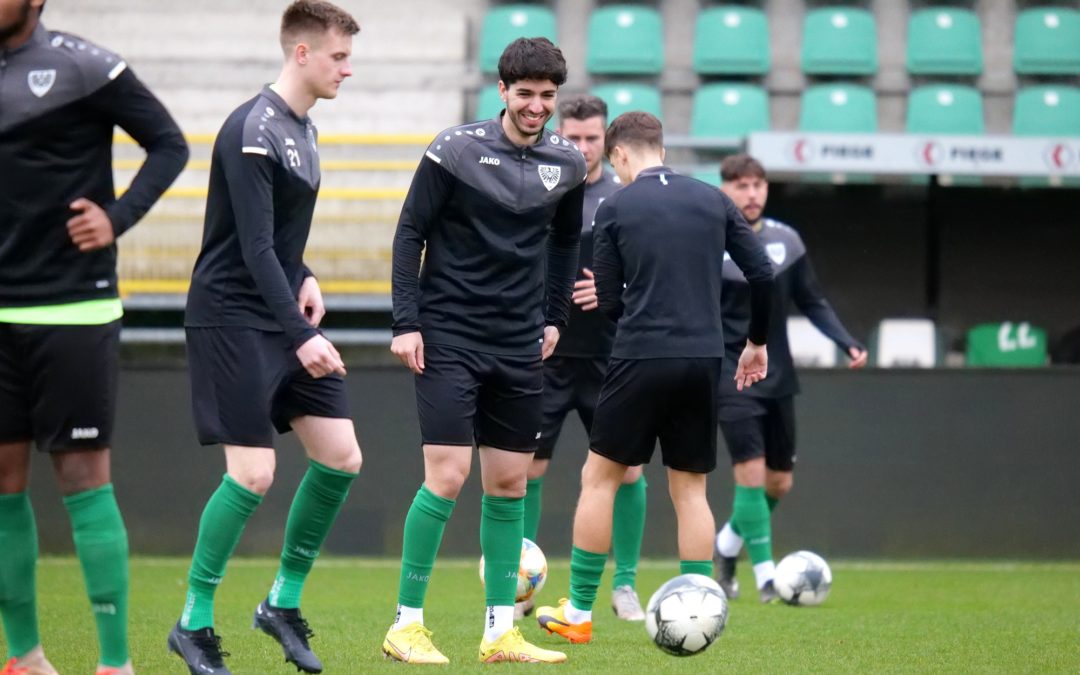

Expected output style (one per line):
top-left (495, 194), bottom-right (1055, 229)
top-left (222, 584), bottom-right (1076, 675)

top-left (773, 550), bottom-right (832, 606)
top-left (478, 537), bottom-right (548, 603)
top-left (644, 574), bottom-right (728, 656)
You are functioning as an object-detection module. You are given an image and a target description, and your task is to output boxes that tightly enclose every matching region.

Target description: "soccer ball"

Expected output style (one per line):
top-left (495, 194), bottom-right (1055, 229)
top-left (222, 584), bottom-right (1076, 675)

top-left (774, 550), bottom-right (832, 606)
top-left (644, 574), bottom-right (728, 656)
top-left (478, 538), bottom-right (548, 603)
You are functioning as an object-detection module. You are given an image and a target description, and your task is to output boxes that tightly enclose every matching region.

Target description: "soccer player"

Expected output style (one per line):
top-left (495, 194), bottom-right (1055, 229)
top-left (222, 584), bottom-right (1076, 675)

top-left (166, 3), bottom-right (361, 674)
top-left (522, 94), bottom-right (648, 622)
top-left (0, 0), bottom-right (189, 672)
top-left (384, 37), bottom-right (586, 665)
top-left (711, 154), bottom-right (867, 603)
top-left (537, 113), bottom-right (774, 645)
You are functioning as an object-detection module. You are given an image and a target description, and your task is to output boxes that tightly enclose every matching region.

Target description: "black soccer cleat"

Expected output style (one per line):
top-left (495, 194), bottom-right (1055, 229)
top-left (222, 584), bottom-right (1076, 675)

top-left (253, 599), bottom-right (323, 673)
top-left (167, 620), bottom-right (232, 675)
top-left (715, 554), bottom-right (740, 600)
top-left (759, 579), bottom-right (780, 605)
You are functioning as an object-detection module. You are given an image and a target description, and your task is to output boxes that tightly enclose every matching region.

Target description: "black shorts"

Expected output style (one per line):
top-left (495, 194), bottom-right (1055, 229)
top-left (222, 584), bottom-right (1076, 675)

top-left (717, 395), bottom-right (797, 471)
top-left (186, 327), bottom-right (350, 447)
top-left (415, 344), bottom-right (542, 452)
top-left (0, 321), bottom-right (120, 453)
top-left (589, 357), bottom-right (721, 473)
top-left (536, 356), bottom-right (607, 460)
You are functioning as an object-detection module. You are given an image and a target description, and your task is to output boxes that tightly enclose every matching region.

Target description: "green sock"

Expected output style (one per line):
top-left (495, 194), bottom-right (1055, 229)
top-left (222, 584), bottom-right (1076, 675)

top-left (611, 475), bottom-right (647, 589)
top-left (569, 546), bottom-right (607, 612)
top-left (732, 485), bottom-right (772, 566)
top-left (182, 475), bottom-right (262, 630)
top-left (269, 460), bottom-right (357, 609)
top-left (727, 494), bottom-right (777, 538)
top-left (0, 492), bottom-right (39, 659)
top-left (480, 495), bottom-right (524, 607)
top-left (523, 477), bottom-right (544, 543)
top-left (680, 560), bottom-right (713, 577)
top-left (64, 484), bottom-right (129, 667)
top-left (398, 485), bottom-right (455, 608)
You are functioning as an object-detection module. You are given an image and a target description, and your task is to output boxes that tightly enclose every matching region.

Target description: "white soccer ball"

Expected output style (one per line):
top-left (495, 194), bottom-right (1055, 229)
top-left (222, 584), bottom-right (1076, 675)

top-left (478, 538), bottom-right (548, 603)
top-left (644, 574), bottom-right (728, 656)
top-left (774, 550), bottom-right (833, 606)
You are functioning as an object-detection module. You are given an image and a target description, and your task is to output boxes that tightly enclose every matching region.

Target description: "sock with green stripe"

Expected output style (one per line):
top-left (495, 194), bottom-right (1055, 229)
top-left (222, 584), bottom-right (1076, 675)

top-left (732, 485), bottom-right (773, 588)
top-left (480, 495), bottom-right (524, 608)
top-left (0, 492), bottom-right (40, 659)
top-left (611, 475), bottom-right (647, 589)
top-left (569, 546), bottom-right (607, 616)
top-left (718, 492), bottom-right (781, 557)
top-left (182, 475), bottom-right (262, 630)
top-left (680, 560), bottom-right (713, 577)
top-left (268, 460), bottom-right (357, 609)
top-left (523, 476), bottom-right (544, 543)
top-left (64, 484), bottom-right (129, 667)
top-left (397, 485), bottom-right (455, 611)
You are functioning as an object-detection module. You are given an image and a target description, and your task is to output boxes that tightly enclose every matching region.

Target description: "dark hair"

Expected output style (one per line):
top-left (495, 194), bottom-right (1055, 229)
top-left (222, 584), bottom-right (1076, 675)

top-left (281, 0), bottom-right (360, 50)
top-left (497, 37), bottom-right (568, 87)
top-left (720, 154), bottom-right (767, 182)
top-left (604, 111), bottom-right (663, 158)
top-left (558, 94), bottom-right (608, 124)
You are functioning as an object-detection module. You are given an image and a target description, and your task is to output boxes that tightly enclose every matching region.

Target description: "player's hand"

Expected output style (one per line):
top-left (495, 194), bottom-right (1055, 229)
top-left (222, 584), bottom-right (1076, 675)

top-left (847, 346), bottom-right (869, 369)
top-left (298, 275), bottom-right (326, 327)
top-left (66, 198), bottom-right (115, 252)
top-left (297, 334), bottom-right (346, 378)
top-left (734, 341), bottom-right (768, 391)
top-left (572, 268), bottom-right (599, 311)
top-left (541, 325), bottom-right (560, 360)
top-left (391, 331), bottom-right (425, 374)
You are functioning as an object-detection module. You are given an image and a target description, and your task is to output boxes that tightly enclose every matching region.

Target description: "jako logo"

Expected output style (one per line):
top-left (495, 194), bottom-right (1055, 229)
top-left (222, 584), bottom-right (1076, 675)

top-left (478, 156), bottom-right (501, 166)
top-left (71, 427), bottom-right (99, 439)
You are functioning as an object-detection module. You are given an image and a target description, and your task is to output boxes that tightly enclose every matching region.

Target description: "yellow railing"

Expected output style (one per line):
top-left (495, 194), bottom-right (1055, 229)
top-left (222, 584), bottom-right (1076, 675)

top-left (119, 278), bottom-right (392, 297)
top-left (114, 158), bottom-right (419, 171)
top-left (114, 132), bottom-right (432, 146)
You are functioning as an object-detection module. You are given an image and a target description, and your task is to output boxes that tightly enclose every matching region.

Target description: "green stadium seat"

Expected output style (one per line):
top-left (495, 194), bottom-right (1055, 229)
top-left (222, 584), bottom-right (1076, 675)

top-left (478, 5), bottom-right (558, 74)
top-left (906, 85), bottom-right (984, 134)
top-left (1013, 86), bottom-right (1080, 136)
top-left (799, 84), bottom-right (877, 132)
top-left (1014, 7), bottom-right (1080, 75)
top-left (966, 322), bottom-right (1047, 367)
top-left (476, 85), bottom-right (504, 121)
top-left (587, 5), bottom-right (664, 74)
top-left (690, 168), bottom-right (722, 187)
top-left (691, 84), bottom-right (770, 140)
top-left (693, 6), bottom-right (770, 75)
top-left (801, 7), bottom-right (878, 75)
top-left (591, 83), bottom-right (662, 121)
top-left (906, 8), bottom-right (983, 75)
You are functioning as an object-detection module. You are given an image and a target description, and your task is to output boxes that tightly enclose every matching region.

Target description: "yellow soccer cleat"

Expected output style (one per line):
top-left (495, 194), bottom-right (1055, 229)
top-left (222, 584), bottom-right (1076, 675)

top-left (382, 622), bottom-right (450, 665)
top-left (536, 598), bottom-right (592, 644)
top-left (479, 627), bottom-right (566, 664)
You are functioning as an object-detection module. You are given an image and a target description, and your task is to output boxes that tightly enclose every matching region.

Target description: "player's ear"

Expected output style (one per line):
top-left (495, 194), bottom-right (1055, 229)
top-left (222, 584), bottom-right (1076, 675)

top-left (498, 80), bottom-right (508, 102)
top-left (660, 146), bottom-right (666, 162)
top-left (296, 42), bottom-right (310, 66)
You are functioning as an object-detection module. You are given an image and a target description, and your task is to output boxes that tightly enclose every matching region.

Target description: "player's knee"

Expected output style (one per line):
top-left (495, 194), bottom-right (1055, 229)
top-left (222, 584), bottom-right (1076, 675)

top-left (319, 442), bottom-right (362, 474)
top-left (231, 467), bottom-right (275, 495)
top-left (52, 448), bottom-right (111, 494)
top-left (426, 467), bottom-right (469, 499)
top-left (485, 474), bottom-right (527, 498)
top-left (768, 473), bottom-right (793, 499)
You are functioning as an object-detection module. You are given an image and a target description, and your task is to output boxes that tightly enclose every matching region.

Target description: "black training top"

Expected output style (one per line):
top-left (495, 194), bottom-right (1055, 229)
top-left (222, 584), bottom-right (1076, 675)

top-left (719, 218), bottom-right (863, 398)
top-left (185, 86), bottom-right (321, 349)
top-left (593, 167), bottom-right (774, 360)
top-left (0, 23), bottom-right (188, 306)
top-left (391, 114), bottom-right (588, 356)
top-left (554, 169), bottom-right (622, 359)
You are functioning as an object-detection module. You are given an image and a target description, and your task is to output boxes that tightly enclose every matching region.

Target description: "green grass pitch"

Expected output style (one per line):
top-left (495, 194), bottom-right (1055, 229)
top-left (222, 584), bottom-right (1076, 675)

top-left (17, 557), bottom-right (1080, 673)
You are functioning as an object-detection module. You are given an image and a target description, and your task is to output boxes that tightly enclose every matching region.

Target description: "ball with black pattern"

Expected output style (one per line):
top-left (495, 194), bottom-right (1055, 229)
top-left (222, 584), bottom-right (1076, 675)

top-left (644, 574), bottom-right (728, 656)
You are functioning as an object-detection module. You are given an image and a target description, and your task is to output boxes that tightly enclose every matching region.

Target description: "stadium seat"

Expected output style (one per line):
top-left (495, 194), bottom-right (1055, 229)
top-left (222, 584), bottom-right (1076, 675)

top-left (906, 8), bottom-right (983, 75)
top-left (691, 84), bottom-right (770, 140)
top-left (587, 5), bottom-right (664, 74)
top-left (591, 83), bottom-right (662, 121)
top-left (693, 6), bottom-right (770, 75)
top-left (1012, 86), bottom-right (1080, 136)
top-left (801, 7), bottom-right (878, 75)
top-left (873, 319), bottom-right (938, 368)
top-left (799, 84), bottom-right (877, 132)
top-left (906, 85), bottom-right (984, 134)
top-left (690, 168), bottom-right (722, 187)
top-left (788, 316), bottom-right (839, 367)
top-left (478, 5), bottom-right (558, 74)
top-left (476, 84), bottom-right (504, 121)
top-left (966, 322), bottom-right (1048, 367)
top-left (1014, 7), bottom-right (1080, 75)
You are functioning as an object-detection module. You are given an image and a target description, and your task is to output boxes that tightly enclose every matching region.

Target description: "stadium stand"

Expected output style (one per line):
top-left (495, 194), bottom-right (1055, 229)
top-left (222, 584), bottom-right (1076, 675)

top-left (787, 316), bottom-right (840, 368)
top-left (906, 85), bottom-right (985, 134)
top-left (591, 83), bottom-right (663, 121)
top-left (966, 322), bottom-right (1048, 367)
top-left (693, 5), bottom-right (770, 75)
top-left (801, 6), bottom-right (878, 75)
top-left (906, 7), bottom-right (983, 75)
top-left (586, 4), bottom-right (664, 74)
top-left (799, 84), bottom-right (878, 132)
top-left (872, 319), bottom-right (940, 368)
top-left (1012, 86), bottom-right (1080, 136)
top-left (476, 84), bottom-right (505, 122)
top-left (478, 4), bottom-right (557, 74)
top-left (1013, 7), bottom-right (1080, 75)
top-left (691, 83), bottom-right (771, 139)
